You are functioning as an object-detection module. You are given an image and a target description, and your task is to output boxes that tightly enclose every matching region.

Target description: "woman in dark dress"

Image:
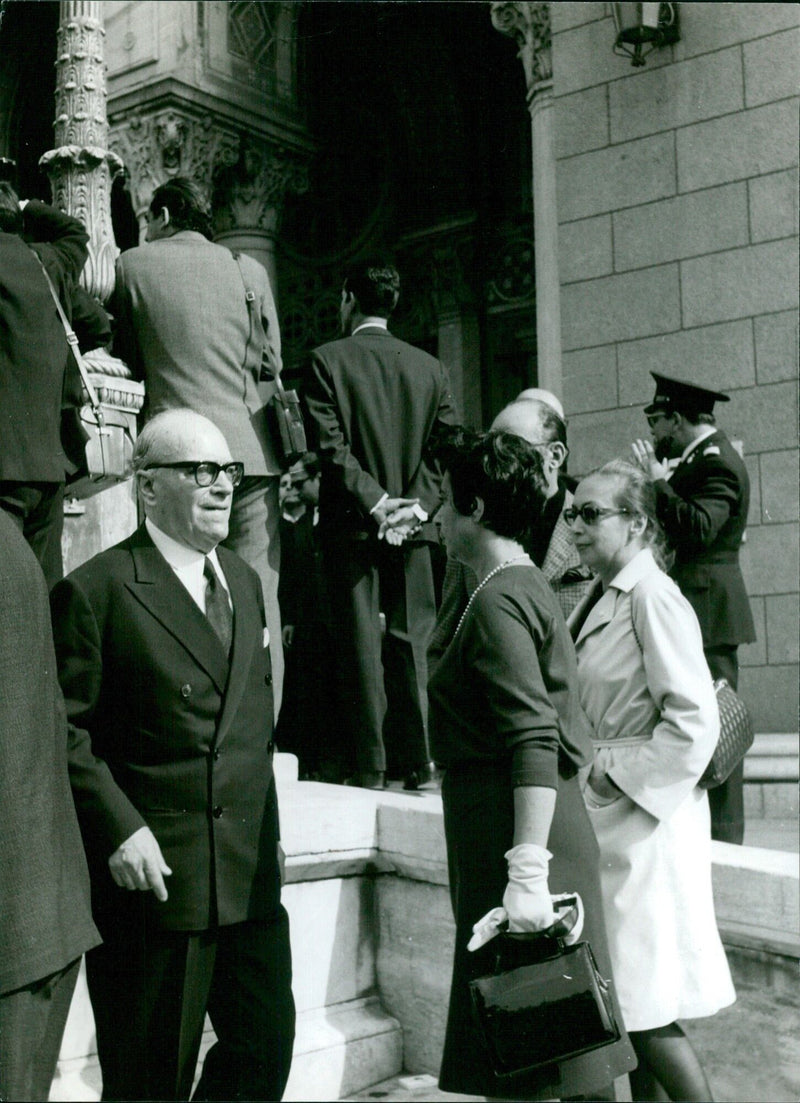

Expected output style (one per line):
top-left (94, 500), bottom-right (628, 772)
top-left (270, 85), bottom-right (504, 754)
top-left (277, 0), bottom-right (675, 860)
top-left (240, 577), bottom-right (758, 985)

top-left (428, 430), bottom-right (635, 1100)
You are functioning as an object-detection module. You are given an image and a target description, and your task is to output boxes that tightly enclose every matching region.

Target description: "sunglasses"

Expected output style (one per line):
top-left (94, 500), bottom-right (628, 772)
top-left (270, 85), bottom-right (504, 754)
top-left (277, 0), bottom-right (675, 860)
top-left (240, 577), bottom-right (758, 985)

top-left (563, 505), bottom-right (631, 526)
top-left (144, 461), bottom-right (245, 488)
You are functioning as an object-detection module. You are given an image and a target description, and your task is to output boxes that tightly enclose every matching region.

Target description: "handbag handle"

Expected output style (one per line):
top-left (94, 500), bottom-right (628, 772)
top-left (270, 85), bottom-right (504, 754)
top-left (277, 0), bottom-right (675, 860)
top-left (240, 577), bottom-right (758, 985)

top-left (35, 257), bottom-right (103, 420)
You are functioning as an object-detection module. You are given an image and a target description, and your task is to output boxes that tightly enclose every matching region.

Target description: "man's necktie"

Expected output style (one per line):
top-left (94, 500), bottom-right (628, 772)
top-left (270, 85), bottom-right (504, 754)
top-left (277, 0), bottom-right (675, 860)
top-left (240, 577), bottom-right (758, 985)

top-left (204, 557), bottom-right (233, 655)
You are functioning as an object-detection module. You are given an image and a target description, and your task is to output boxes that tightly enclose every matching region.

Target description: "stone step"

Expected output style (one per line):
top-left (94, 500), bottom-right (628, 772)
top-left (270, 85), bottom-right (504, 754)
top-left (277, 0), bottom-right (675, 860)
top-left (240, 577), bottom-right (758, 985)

top-left (51, 990), bottom-right (402, 1102)
top-left (745, 733), bottom-right (799, 781)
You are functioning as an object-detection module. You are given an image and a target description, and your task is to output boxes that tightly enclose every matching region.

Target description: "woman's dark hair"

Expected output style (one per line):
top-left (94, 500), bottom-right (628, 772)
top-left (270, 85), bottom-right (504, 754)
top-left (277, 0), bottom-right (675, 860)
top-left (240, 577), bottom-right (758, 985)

top-left (342, 260), bottom-right (400, 318)
top-left (443, 428), bottom-right (550, 545)
top-left (149, 177), bottom-right (213, 238)
top-left (593, 458), bottom-right (669, 569)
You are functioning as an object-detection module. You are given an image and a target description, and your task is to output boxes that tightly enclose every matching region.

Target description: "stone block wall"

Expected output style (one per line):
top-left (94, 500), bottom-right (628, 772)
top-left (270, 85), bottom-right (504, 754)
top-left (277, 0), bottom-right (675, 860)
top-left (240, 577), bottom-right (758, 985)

top-left (552, 2), bottom-right (799, 731)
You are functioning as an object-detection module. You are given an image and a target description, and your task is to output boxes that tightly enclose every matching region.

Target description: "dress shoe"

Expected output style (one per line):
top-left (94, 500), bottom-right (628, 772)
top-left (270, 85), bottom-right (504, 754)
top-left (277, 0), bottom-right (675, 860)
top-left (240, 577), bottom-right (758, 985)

top-left (403, 761), bottom-right (442, 791)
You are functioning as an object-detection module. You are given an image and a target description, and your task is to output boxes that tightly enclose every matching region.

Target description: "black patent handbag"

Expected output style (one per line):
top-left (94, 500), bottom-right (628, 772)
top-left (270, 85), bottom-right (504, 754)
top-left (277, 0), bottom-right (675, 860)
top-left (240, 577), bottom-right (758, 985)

top-left (469, 899), bottom-right (621, 1082)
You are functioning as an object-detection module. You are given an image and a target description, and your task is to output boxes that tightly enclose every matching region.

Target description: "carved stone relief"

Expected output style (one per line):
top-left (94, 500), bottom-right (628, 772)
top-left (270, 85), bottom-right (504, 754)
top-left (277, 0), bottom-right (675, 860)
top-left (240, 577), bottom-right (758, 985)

top-left (491, 1), bottom-right (552, 90)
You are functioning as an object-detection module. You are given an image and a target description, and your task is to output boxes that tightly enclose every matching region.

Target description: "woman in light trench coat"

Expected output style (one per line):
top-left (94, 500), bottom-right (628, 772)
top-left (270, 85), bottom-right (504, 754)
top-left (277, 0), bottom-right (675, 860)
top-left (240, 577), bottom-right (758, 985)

top-left (567, 459), bottom-right (735, 1102)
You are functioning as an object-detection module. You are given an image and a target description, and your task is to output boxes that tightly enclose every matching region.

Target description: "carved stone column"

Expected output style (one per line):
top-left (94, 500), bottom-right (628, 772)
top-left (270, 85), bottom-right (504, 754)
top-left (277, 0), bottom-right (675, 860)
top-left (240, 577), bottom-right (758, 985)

top-left (491, 1), bottom-right (562, 401)
top-left (38, 1), bottom-right (144, 571)
top-left (40, 0), bottom-right (123, 305)
top-left (212, 135), bottom-right (310, 295)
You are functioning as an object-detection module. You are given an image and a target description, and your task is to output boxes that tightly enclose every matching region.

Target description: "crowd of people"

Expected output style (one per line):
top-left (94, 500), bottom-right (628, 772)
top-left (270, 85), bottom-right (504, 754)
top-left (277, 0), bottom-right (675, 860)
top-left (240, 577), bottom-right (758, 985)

top-left (0, 176), bottom-right (755, 1102)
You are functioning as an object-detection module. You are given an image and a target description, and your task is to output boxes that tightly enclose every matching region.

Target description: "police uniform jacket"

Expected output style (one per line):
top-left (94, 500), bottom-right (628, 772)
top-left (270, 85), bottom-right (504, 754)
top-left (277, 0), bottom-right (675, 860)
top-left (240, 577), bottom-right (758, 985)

top-left (50, 525), bottom-right (280, 931)
top-left (653, 429), bottom-right (755, 648)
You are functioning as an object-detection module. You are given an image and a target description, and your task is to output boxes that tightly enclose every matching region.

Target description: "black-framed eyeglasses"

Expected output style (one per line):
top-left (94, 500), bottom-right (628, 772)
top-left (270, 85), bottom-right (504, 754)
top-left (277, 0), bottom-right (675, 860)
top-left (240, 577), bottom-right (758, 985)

top-left (144, 461), bottom-right (244, 488)
top-left (563, 505), bottom-right (631, 526)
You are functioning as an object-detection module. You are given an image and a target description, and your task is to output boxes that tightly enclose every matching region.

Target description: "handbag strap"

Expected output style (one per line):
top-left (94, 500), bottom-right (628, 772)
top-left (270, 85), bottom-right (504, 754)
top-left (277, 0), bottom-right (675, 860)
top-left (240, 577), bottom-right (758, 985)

top-left (231, 251), bottom-right (288, 400)
top-left (35, 256), bottom-right (103, 417)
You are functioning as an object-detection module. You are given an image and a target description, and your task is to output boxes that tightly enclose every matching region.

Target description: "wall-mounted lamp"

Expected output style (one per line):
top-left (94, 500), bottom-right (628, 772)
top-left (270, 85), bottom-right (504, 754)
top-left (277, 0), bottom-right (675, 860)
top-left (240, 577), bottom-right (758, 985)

top-left (612, 3), bottom-right (680, 67)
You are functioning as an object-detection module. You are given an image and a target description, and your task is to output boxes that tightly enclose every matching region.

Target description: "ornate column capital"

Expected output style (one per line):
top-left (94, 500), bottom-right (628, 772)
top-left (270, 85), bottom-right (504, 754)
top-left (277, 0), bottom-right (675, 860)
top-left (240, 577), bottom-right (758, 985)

top-left (212, 135), bottom-right (310, 239)
top-left (491, 1), bottom-right (552, 91)
top-left (109, 104), bottom-right (240, 233)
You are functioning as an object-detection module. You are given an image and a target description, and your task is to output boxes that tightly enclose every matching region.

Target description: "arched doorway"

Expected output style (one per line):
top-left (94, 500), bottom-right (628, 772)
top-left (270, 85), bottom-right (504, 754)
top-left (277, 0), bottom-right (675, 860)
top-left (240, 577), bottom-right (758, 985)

top-left (278, 0), bottom-right (536, 426)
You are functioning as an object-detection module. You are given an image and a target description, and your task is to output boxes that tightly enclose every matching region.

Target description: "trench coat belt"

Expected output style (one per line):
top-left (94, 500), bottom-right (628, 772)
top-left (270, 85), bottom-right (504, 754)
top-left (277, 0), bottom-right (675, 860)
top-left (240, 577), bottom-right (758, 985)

top-left (592, 733), bottom-right (653, 748)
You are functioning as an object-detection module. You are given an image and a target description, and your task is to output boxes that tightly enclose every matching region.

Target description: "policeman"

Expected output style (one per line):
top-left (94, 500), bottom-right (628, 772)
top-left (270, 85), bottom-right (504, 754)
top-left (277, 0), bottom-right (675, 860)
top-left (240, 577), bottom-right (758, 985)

top-left (631, 372), bottom-right (756, 844)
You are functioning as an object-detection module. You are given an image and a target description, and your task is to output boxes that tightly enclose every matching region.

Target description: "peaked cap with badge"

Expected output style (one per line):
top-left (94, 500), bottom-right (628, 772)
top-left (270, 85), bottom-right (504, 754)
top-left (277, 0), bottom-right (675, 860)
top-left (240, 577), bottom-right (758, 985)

top-left (645, 372), bottom-right (730, 419)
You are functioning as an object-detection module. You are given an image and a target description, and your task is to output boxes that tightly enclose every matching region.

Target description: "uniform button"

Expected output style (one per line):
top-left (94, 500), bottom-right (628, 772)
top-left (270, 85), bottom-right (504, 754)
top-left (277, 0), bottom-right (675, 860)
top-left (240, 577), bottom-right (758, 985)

top-left (181, 684), bottom-right (192, 698)
top-left (212, 805), bottom-right (223, 819)
top-left (264, 673), bottom-right (273, 687)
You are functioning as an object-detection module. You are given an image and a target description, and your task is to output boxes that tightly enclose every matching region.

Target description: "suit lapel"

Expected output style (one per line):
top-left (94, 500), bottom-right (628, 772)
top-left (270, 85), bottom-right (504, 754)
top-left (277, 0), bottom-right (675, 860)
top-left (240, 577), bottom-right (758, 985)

top-left (214, 547), bottom-right (261, 748)
top-left (125, 527), bottom-right (229, 694)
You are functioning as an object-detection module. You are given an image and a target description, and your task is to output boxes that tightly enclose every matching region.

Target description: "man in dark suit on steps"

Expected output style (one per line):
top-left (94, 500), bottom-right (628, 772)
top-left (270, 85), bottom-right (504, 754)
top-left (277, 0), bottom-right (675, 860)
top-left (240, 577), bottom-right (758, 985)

top-left (632, 372), bottom-right (756, 844)
top-left (305, 261), bottom-right (459, 789)
top-left (0, 510), bottom-right (100, 1103)
top-left (50, 409), bottom-right (295, 1101)
top-left (0, 183), bottom-right (89, 586)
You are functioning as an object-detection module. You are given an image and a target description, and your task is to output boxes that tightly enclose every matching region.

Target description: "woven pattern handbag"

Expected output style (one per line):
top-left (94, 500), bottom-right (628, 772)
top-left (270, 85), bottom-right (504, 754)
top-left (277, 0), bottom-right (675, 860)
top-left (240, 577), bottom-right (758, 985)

top-left (629, 602), bottom-right (755, 791)
top-left (699, 678), bottom-right (755, 789)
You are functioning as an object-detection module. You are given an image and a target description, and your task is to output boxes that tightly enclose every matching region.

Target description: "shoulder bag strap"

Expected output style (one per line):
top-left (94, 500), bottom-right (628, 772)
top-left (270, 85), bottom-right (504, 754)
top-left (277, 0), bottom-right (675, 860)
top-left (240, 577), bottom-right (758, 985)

top-left (231, 251), bottom-right (288, 400)
top-left (35, 256), bottom-right (103, 417)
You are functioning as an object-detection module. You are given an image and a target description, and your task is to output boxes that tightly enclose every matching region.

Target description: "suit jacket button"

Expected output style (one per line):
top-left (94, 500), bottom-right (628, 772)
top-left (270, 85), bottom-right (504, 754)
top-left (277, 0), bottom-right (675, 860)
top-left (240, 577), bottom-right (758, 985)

top-left (213, 805), bottom-right (223, 819)
top-left (268, 740), bottom-right (275, 754)
top-left (213, 748), bottom-right (221, 761)
top-left (181, 683), bottom-right (192, 698)
top-left (264, 673), bottom-right (273, 686)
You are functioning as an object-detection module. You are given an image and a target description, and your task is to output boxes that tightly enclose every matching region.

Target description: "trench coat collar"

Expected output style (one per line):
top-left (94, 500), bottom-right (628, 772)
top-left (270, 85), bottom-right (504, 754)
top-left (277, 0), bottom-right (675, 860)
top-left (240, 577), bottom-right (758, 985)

top-left (572, 548), bottom-right (657, 645)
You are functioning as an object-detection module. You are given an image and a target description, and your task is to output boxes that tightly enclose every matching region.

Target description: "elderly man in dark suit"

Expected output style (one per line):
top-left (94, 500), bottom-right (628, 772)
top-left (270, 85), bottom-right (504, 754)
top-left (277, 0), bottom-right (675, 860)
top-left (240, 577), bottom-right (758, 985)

top-left (0, 183), bottom-right (89, 586)
top-left (305, 261), bottom-right (459, 789)
top-left (50, 409), bottom-right (295, 1101)
top-left (429, 394), bottom-right (595, 671)
top-left (632, 372), bottom-right (756, 844)
top-left (0, 510), bottom-right (100, 1103)
top-left (111, 177), bottom-right (286, 710)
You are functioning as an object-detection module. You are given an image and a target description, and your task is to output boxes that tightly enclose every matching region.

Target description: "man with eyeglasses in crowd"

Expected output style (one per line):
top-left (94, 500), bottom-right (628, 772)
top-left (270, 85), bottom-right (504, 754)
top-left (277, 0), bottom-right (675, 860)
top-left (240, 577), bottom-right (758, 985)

top-left (630, 373), bottom-right (755, 844)
top-left (50, 409), bottom-right (295, 1101)
top-left (429, 391), bottom-right (595, 669)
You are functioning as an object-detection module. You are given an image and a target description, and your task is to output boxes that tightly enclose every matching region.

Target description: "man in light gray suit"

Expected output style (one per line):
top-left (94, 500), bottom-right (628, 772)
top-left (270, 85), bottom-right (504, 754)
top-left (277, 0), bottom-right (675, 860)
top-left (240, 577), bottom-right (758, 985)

top-left (112, 178), bottom-right (286, 706)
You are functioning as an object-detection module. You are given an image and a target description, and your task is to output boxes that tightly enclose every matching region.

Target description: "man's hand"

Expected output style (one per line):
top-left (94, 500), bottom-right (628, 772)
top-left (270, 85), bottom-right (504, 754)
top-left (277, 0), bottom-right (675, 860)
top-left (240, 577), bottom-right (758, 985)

top-left (109, 826), bottom-right (172, 902)
top-left (282, 624), bottom-right (295, 650)
top-left (371, 496), bottom-right (420, 526)
top-left (378, 503), bottom-right (424, 546)
top-left (631, 438), bottom-right (671, 481)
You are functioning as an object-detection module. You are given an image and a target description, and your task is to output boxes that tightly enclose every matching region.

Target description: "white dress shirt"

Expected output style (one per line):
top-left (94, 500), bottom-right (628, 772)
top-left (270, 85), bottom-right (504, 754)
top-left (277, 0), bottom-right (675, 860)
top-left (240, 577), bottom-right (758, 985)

top-left (145, 518), bottom-right (231, 614)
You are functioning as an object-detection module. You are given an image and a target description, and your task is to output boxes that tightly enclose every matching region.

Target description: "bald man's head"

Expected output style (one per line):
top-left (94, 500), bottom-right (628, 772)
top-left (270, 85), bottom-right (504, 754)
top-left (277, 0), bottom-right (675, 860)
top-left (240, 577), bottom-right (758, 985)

top-left (490, 399), bottom-right (568, 496)
top-left (515, 387), bottom-right (564, 419)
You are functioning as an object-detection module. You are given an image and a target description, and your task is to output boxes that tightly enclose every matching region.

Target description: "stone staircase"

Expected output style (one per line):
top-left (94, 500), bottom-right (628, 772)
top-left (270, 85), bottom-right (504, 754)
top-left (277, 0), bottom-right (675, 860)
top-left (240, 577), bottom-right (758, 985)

top-left (51, 748), bottom-right (798, 1102)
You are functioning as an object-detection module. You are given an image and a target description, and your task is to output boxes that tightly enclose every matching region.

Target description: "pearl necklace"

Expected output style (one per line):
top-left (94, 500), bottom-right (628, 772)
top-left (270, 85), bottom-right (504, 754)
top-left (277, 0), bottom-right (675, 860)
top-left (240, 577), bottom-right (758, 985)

top-left (454, 554), bottom-right (531, 638)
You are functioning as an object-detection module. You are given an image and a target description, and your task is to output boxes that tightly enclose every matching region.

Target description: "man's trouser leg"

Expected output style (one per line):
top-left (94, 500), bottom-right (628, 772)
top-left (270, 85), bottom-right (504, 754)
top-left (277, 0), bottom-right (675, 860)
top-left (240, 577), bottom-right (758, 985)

top-left (86, 914), bottom-right (215, 1101)
top-left (192, 909), bottom-right (296, 1102)
top-left (0, 481), bottom-right (64, 589)
top-left (705, 644), bottom-right (745, 845)
top-left (0, 958), bottom-right (80, 1103)
top-left (380, 541), bottom-right (437, 777)
top-left (224, 475), bottom-right (283, 717)
top-left (322, 535), bottom-right (386, 776)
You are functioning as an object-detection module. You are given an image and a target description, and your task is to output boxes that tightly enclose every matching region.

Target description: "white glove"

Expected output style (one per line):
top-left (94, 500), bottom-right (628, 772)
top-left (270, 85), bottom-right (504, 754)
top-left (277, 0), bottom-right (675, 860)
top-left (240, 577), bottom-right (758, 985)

top-left (502, 843), bottom-right (555, 933)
